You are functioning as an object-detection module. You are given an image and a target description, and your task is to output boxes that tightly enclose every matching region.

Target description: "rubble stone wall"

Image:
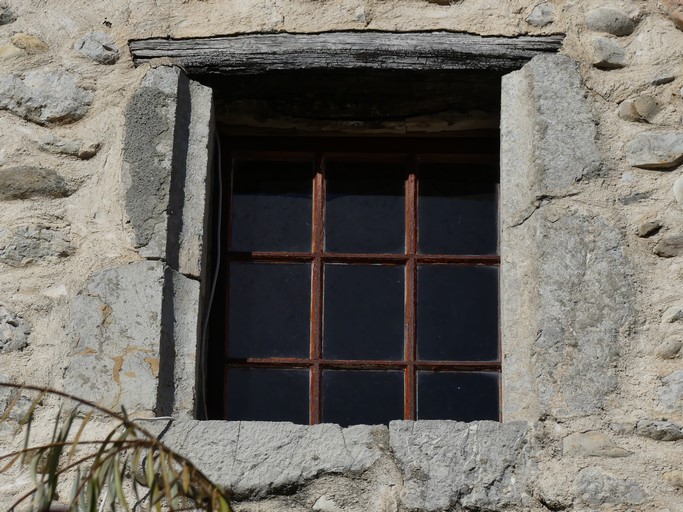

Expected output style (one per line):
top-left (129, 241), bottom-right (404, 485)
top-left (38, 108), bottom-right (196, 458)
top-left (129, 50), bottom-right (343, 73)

top-left (1, 1), bottom-right (683, 510)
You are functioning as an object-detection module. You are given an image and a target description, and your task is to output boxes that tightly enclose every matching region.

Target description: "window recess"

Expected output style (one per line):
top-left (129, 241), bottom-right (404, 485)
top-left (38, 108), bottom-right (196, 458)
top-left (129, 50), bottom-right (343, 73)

top-left (206, 136), bottom-right (500, 426)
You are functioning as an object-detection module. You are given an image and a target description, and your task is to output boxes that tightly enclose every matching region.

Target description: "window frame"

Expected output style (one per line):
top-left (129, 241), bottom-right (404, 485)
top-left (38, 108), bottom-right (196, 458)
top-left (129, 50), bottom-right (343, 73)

top-left (215, 135), bottom-right (501, 424)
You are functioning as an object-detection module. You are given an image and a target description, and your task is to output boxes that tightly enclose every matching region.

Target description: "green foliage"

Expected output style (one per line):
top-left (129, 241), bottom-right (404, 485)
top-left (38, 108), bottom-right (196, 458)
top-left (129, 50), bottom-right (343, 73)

top-left (0, 383), bottom-right (233, 512)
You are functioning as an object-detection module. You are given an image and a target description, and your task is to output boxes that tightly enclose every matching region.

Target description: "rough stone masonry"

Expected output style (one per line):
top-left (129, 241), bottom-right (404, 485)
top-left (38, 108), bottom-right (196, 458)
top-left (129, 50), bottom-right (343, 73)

top-left (0, 1), bottom-right (683, 511)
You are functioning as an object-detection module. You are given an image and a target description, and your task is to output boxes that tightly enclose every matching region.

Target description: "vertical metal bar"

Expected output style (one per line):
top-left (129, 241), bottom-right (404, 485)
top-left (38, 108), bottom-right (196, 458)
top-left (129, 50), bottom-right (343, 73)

top-left (310, 154), bottom-right (325, 424)
top-left (496, 181), bottom-right (502, 420)
top-left (404, 162), bottom-right (418, 420)
top-left (223, 149), bottom-right (235, 420)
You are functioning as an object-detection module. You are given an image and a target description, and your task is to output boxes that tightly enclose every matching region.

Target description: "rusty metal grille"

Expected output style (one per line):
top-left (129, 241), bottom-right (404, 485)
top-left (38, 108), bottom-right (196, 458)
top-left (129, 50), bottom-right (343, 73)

top-left (217, 136), bottom-right (501, 425)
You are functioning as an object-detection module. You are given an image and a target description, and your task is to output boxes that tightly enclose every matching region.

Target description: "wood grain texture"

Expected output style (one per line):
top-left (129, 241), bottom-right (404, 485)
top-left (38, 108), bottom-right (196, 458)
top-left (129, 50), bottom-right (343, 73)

top-left (130, 32), bottom-right (564, 74)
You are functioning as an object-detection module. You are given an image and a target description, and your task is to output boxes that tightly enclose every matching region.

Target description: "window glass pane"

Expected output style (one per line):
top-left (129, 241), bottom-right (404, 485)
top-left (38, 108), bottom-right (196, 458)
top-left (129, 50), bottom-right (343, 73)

top-left (417, 371), bottom-right (499, 421)
top-left (322, 370), bottom-right (403, 426)
top-left (228, 262), bottom-right (311, 358)
top-left (231, 160), bottom-right (313, 251)
top-left (418, 165), bottom-right (497, 255)
top-left (325, 161), bottom-right (405, 253)
top-left (417, 266), bottom-right (498, 361)
top-left (323, 264), bottom-right (404, 360)
top-left (226, 368), bottom-right (309, 423)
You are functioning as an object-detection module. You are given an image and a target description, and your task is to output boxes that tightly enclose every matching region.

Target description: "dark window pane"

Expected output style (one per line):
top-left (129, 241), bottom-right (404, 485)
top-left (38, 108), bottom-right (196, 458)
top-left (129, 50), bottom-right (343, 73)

top-left (228, 262), bottom-right (310, 358)
top-left (419, 165), bottom-right (497, 255)
top-left (231, 160), bottom-right (313, 251)
top-left (325, 161), bottom-right (405, 253)
top-left (323, 264), bottom-right (404, 360)
top-left (322, 370), bottom-right (403, 426)
top-left (417, 266), bottom-right (498, 361)
top-left (226, 368), bottom-right (309, 423)
top-left (417, 371), bottom-right (499, 421)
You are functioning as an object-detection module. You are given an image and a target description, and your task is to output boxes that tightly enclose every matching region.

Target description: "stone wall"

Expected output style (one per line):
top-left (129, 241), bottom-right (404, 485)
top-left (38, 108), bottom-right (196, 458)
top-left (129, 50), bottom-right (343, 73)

top-left (1, 0), bottom-right (683, 510)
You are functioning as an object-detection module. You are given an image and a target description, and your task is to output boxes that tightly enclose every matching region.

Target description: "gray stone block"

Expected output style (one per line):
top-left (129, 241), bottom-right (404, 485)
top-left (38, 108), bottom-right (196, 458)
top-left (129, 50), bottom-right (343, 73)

top-left (176, 79), bottom-right (214, 279)
top-left (654, 234), bottom-right (683, 257)
top-left (674, 175), bottom-right (683, 208)
top-left (123, 67), bottom-right (180, 257)
top-left (64, 261), bottom-right (164, 412)
top-left (532, 212), bottom-right (631, 417)
top-left (0, 224), bottom-right (75, 267)
top-left (157, 268), bottom-right (200, 417)
top-left (74, 31), bottom-right (119, 64)
top-left (618, 96), bottom-right (657, 123)
top-left (526, 2), bottom-right (556, 27)
top-left (123, 65), bottom-right (214, 278)
top-left (658, 370), bottom-right (683, 413)
top-left (627, 132), bottom-right (683, 170)
top-left (0, 306), bottom-right (31, 353)
top-left (501, 55), bottom-right (600, 226)
top-left (501, 55), bottom-right (621, 421)
top-left (0, 167), bottom-right (72, 200)
top-left (575, 467), bottom-right (646, 506)
top-left (563, 431), bottom-right (631, 457)
top-left (389, 420), bottom-right (531, 511)
top-left (655, 338), bottom-right (682, 359)
top-left (0, 70), bottom-right (93, 126)
top-left (0, 3), bottom-right (16, 25)
top-left (592, 37), bottom-right (626, 69)
top-left (161, 420), bottom-right (385, 498)
top-left (636, 420), bottom-right (683, 441)
top-left (38, 135), bottom-right (100, 160)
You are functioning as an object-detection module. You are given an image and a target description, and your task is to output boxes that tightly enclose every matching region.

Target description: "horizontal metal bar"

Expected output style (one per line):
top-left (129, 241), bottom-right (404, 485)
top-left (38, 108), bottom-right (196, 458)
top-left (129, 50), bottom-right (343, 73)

top-left (224, 358), bottom-right (501, 371)
top-left (227, 251), bottom-right (500, 265)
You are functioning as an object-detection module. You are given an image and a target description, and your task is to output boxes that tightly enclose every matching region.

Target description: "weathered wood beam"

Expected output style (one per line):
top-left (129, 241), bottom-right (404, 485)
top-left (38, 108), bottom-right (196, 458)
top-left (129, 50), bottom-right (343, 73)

top-left (129, 32), bottom-right (565, 75)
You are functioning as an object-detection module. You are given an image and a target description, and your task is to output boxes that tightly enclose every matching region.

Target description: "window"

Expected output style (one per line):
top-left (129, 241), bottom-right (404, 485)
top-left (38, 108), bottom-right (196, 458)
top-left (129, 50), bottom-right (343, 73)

top-left (207, 136), bottom-right (500, 426)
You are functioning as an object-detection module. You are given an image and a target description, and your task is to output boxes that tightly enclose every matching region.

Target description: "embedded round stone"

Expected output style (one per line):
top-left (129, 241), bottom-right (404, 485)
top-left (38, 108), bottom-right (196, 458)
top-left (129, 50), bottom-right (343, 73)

top-left (74, 31), bottom-right (119, 64)
top-left (674, 175), bottom-right (683, 208)
top-left (592, 37), bottom-right (626, 69)
top-left (586, 7), bottom-right (635, 36)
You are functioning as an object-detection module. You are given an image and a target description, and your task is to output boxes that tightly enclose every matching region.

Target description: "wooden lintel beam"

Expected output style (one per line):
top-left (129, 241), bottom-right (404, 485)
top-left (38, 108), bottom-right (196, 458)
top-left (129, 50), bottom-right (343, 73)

top-left (129, 31), bottom-right (564, 75)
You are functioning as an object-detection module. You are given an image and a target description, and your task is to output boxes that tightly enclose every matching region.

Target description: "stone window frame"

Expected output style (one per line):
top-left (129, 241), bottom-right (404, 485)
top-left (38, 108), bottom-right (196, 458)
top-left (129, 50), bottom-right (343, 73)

top-left (66, 31), bottom-right (635, 508)
top-left (66, 32), bottom-right (631, 428)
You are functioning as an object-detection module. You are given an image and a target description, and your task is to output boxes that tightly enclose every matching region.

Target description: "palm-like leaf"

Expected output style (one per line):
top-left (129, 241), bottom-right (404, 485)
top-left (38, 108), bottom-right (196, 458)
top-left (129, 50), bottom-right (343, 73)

top-left (0, 382), bottom-right (233, 512)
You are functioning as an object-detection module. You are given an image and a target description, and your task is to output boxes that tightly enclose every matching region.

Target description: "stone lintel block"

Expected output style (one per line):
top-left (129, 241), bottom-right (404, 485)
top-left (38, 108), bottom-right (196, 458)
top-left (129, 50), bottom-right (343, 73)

top-left (389, 420), bottom-right (531, 511)
top-left (627, 132), bottom-right (683, 170)
top-left (65, 261), bottom-right (164, 413)
top-left (161, 420), bottom-right (385, 498)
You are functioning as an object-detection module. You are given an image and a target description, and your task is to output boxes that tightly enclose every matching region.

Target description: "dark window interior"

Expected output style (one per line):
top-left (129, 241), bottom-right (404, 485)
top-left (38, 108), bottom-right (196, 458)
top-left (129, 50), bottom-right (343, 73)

top-left (206, 136), bottom-right (500, 425)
